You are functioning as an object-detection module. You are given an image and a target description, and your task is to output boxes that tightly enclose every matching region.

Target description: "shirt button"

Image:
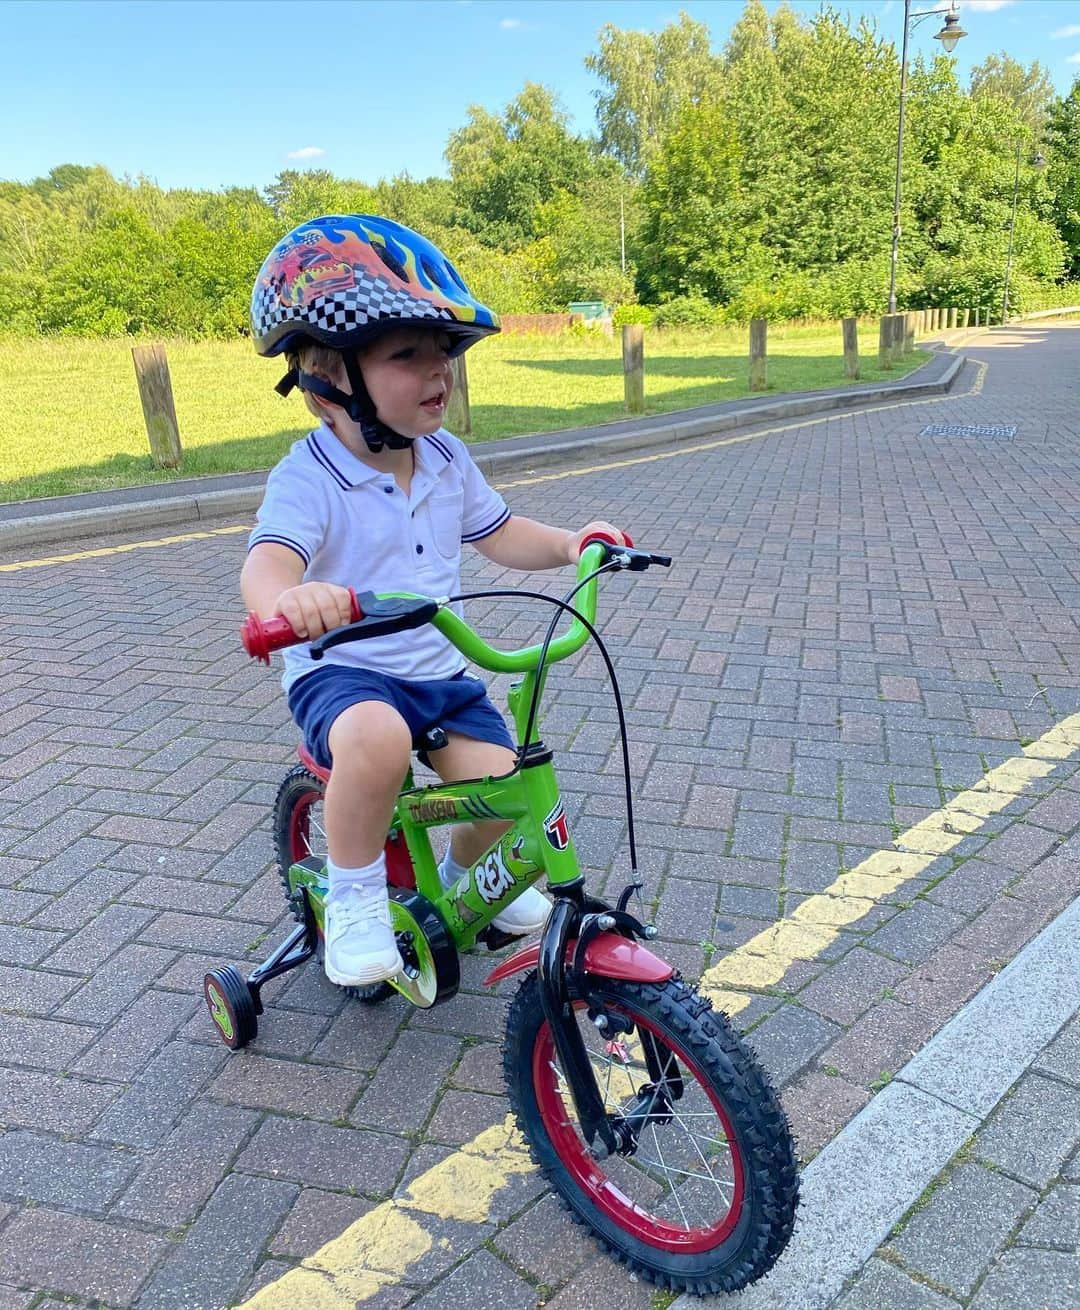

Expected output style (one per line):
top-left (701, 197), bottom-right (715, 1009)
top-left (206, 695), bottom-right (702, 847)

top-left (416, 543), bottom-right (424, 554)
top-left (383, 485), bottom-right (394, 494)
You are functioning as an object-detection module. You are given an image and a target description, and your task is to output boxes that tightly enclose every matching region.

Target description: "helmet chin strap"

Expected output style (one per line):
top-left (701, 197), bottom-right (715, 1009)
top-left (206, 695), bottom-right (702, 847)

top-left (275, 354), bottom-right (414, 453)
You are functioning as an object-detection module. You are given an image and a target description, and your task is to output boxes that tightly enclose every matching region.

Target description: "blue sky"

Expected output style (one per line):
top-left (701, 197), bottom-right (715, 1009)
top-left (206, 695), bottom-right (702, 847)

top-left (4, 0), bottom-right (1079, 192)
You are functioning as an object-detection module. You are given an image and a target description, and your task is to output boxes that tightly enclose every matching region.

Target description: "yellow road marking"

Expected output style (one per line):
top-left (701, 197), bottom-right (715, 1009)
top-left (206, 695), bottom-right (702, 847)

top-left (0, 524), bottom-right (250, 573)
top-left (1, 355), bottom-right (985, 574)
top-left (240, 1116), bottom-right (535, 1308)
top-left (701, 712), bottom-right (1080, 1013)
top-left (243, 709), bottom-right (1079, 1307)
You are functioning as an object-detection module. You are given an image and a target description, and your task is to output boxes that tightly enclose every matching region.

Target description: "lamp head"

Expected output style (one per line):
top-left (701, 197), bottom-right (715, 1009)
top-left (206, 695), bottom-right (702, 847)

top-left (934, 8), bottom-right (967, 53)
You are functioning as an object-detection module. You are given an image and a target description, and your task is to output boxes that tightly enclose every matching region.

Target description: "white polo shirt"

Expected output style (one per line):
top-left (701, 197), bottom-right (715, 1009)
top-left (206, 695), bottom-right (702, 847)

top-left (249, 423), bottom-right (511, 691)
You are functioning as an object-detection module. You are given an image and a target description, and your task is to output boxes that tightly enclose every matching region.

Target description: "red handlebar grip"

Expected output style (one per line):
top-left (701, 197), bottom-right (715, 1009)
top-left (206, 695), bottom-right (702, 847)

top-left (240, 588), bottom-right (362, 663)
top-left (581, 528), bottom-right (634, 551)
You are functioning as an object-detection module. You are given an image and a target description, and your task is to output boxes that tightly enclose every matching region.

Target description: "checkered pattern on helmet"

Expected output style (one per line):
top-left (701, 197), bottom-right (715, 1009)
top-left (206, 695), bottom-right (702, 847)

top-left (253, 268), bottom-right (454, 345)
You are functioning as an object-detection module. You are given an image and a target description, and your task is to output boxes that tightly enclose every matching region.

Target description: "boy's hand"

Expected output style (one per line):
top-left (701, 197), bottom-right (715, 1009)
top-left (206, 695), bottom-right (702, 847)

top-left (566, 521), bottom-right (628, 564)
top-left (274, 582), bottom-right (355, 640)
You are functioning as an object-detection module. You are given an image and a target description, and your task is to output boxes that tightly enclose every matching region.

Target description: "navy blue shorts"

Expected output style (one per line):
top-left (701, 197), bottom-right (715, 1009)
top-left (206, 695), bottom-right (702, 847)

top-left (287, 666), bottom-right (514, 770)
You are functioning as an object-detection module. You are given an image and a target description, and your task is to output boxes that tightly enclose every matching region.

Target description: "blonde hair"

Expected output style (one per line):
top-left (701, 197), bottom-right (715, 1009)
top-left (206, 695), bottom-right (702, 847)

top-left (286, 340), bottom-right (344, 420)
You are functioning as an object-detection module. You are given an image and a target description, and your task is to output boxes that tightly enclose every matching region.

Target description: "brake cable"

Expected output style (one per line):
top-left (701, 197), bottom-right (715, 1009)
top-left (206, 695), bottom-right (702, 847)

top-left (450, 561), bottom-right (640, 876)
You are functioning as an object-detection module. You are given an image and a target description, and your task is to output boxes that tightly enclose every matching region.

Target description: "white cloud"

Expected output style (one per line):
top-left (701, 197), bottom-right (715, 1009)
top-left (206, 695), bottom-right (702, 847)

top-left (959, 1), bottom-right (1015, 11)
top-left (1052, 24), bottom-right (1080, 39)
top-left (286, 146), bottom-right (326, 160)
top-left (500, 18), bottom-right (522, 28)
top-left (1068, 50), bottom-right (1080, 63)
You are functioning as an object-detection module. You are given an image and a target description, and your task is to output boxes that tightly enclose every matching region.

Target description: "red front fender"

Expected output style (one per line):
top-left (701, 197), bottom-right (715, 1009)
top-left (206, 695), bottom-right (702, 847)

top-left (484, 933), bottom-right (674, 988)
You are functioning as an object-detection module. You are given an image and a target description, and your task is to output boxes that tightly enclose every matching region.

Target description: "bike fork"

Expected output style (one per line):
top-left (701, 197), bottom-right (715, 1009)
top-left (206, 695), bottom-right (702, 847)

top-left (538, 896), bottom-right (621, 1158)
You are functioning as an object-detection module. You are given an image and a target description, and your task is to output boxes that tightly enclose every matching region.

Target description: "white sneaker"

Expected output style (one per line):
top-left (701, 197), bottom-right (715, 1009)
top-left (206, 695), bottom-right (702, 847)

top-left (492, 884), bottom-right (551, 935)
top-left (439, 851), bottom-right (551, 936)
top-left (324, 886), bottom-right (403, 986)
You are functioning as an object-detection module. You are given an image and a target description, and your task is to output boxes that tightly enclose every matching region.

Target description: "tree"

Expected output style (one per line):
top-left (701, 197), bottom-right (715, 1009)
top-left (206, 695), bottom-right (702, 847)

top-left (445, 84), bottom-right (600, 245)
top-left (907, 59), bottom-right (1065, 308)
top-left (530, 178), bottom-right (639, 307)
top-left (586, 12), bottom-right (721, 176)
top-left (1046, 78), bottom-right (1080, 279)
top-left (264, 169), bottom-right (377, 227)
top-left (970, 55), bottom-right (1056, 140)
top-left (638, 97), bottom-right (751, 303)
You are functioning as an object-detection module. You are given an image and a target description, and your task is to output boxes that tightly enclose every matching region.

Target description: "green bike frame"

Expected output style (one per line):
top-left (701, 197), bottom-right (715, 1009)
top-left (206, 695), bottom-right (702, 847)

top-left (288, 543), bottom-right (609, 953)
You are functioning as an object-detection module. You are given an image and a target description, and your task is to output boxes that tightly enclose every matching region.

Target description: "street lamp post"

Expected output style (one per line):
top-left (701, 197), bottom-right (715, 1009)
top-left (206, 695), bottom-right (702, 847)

top-left (1001, 146), bottom-right (1048, 324)
top-left (888, 2), bottom-right (967, 314)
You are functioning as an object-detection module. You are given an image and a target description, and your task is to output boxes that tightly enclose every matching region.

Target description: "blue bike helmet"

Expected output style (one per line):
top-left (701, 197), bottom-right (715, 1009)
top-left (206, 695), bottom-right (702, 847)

top-left (252, 214), bottom-right (500, 450)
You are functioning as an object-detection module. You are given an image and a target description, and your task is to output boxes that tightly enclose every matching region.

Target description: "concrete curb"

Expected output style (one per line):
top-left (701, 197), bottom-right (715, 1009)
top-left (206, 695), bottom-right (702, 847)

top-left (0, 350), bottom-right (965, 552)
top-left (673, 888), bottom-right (1080, 1309)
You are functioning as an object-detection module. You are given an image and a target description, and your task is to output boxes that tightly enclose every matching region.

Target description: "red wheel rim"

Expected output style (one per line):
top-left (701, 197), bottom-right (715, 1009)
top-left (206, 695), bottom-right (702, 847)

top-left (287, 788), bottom-right (323, 862)
top-left (532, 1005), bottom-right (746, 1252)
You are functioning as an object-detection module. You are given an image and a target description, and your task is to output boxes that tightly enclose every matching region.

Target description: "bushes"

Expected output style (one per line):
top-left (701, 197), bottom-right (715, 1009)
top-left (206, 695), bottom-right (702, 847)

top-left (651, 293), bottom-right (721, 327)
top-left (612, 303), bottom-right (654, 327)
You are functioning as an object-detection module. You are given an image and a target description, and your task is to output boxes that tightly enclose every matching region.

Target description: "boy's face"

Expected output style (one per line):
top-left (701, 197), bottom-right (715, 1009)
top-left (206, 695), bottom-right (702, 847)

top-left (354, 326), bottom-right (455, 438)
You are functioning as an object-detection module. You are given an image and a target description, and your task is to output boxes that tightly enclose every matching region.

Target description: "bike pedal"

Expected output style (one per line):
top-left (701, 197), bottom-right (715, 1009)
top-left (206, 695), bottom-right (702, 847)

top-left (477, 925), bottom-right (523, 952)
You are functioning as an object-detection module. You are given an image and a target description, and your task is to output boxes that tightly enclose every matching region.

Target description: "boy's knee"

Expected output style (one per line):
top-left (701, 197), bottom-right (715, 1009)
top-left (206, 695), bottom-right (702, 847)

top-left (328, 701), bottom-right (412, 769)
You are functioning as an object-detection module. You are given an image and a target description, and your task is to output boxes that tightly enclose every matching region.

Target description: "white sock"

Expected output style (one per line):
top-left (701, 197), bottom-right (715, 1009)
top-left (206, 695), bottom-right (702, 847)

top-left (327, 854), bottom-right (387, 904)
top-left (439, 848), bottom-right (469, 890)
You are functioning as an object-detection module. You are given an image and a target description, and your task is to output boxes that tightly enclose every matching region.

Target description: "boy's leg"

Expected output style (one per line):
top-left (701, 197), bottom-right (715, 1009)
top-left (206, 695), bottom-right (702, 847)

top-left (325, 700), bottom-right (413, 865)
top-left (322, 701), bottom-right (412, 985)
top-left (427, 734), bottom-right (516, 866)
top-left (429, 734), bottom-right (550, 934)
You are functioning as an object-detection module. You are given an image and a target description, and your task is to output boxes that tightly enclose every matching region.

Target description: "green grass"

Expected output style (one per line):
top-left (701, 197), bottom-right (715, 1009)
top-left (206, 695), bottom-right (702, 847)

top-left (0, 325), bottom-right (929, 503)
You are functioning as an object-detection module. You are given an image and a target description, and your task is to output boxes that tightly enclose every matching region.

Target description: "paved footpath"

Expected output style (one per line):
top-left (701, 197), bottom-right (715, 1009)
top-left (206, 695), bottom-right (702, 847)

top-left (0, 325), bottom-right (1077, 1309)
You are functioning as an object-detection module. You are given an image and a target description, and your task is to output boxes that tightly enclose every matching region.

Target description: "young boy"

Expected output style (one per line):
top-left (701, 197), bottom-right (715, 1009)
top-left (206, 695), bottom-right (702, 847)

top-left (243, 214), bottom-right (625, 986)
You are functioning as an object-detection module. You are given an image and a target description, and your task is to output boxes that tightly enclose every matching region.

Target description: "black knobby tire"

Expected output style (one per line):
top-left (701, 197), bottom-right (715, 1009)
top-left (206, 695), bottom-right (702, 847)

top-left (502, 972), bottom-right (799, 1294)
top-left (271, 764), bottom-right (393, 1004)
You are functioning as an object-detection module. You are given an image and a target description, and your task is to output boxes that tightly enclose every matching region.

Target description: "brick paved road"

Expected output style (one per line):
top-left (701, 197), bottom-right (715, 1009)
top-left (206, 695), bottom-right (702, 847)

top-left (0, 326), bottom-right (1078, 1308)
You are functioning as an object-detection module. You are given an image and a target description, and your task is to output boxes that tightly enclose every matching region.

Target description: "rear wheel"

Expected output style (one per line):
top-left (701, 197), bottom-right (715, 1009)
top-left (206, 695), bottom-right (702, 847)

top-left (272, 765), bottom-right (397, 1004)
top-left (502, 972), bottom-right (798, 1294)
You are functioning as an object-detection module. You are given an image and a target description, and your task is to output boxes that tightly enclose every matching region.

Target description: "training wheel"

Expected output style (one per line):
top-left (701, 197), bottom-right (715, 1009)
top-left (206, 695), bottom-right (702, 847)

top-left (203, 966), bottom-right (258, 1049)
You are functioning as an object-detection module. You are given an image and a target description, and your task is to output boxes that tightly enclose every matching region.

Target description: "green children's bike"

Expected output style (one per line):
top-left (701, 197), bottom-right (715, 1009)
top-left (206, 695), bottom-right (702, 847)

top-left (203, 535), bottom-right (798, 1295)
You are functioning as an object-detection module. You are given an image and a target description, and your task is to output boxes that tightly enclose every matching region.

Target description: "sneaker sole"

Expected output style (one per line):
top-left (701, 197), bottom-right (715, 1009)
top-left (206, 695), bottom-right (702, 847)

top-left (492, 914), bottom-right (549, 934)
top-left (324, 955), bottom-right (403, 987)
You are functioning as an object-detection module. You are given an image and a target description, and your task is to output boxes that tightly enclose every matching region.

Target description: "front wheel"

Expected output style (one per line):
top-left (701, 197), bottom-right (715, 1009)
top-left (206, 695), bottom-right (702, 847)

top-left (502, 972), bottom-right (798, 1294)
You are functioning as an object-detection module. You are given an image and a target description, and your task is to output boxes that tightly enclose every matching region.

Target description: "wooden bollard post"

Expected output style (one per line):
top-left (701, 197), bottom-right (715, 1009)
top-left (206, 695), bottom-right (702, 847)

top-left (961, 308), bottom-right (970, 329)
top-left (904, 312), bottom-right (916, 353)
top-left (890, 312), bottom-right (905, 363)
top-left (947, 307), bottom-right (957, 329)
top-left (131, 344), bottom-right (182, 469)
top-left (878, 315), bottom-right (893, 369)
top-left (973, 307), bottom-right (980, 327)
top-left (446, 354), bottom-right (471, 435)
top-left (622, 323), bottom-right (645, 413)
top-left (842, 316), bottom-right (860, 380)
top-left (749, 318), bottom-right (768, 391)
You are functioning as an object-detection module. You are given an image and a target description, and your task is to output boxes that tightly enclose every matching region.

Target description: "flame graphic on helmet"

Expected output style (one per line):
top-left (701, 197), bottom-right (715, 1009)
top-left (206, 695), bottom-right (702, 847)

top-left (258, 216), bottom-right (492, 326)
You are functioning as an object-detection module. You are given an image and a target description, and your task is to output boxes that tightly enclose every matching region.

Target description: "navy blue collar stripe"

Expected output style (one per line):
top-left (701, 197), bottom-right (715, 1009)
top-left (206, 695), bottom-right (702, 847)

top-left (306, 434), bottom-right (353, 490)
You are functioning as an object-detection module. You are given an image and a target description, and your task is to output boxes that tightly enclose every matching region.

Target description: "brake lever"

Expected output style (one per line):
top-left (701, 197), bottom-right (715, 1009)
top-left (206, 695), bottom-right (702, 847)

top-left (609, 547), bottom-right (673, 572)
top-left (309, 596), bottom-right (440, 658)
